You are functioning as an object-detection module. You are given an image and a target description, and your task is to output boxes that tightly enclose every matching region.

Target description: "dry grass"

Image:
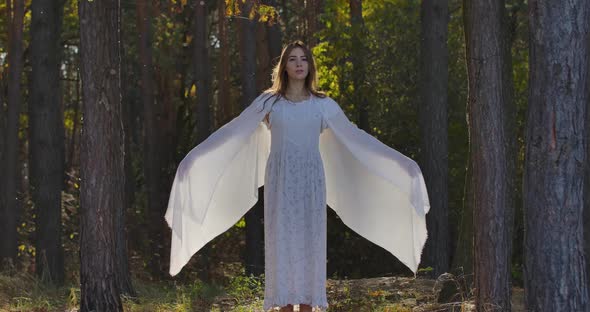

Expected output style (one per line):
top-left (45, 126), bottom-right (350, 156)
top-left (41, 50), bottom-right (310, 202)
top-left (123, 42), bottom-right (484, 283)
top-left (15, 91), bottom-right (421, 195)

top-left (0, 270), bottom-right (524, 312)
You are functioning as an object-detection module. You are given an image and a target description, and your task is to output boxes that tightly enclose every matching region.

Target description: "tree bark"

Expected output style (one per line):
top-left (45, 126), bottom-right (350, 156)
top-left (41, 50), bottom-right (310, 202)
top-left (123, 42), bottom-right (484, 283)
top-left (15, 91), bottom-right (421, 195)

top-left (191, 0), bottom-right (213, 282)
top-left (266, 0), bottom-right (283, 65)
top-left (306, 0), bottom-right (324, 49)
top-left (452, 151), bottom-right (474, 283)
top-left (256, 23), bottom-right (270, 92)
top-left (194, 0), bottom-right (211, 143)
top-left (0, 76), bottom-right (4, 260)
top-left (419, 0), bottom-right (450, 278)
top-left (66, 70), bottom-right (81, 173)
top-left (78, 0), bottom-right (124, 309)
top-left (137, 0), bottom-right (167, 278)
top-left (349, 0), bottom-right (369, 132)
top-left (524, 1), bottom-right (590, 310)
top-left (240, 0), bottom-right (264, 277)
top-left (29, 0), bottom-right (65, 285)
top-left (587, 88), bottom-right (590, 299)
top-left (586, 88), bottom-right (590, 295)
top-left (1, 0), bottom-right (24, 271)
top-left (464, 0), bottom-right (515, 310)
top-left (217, 0), bottom-right (231, 123)
top-left (117, 10), bottom-right (136, 296)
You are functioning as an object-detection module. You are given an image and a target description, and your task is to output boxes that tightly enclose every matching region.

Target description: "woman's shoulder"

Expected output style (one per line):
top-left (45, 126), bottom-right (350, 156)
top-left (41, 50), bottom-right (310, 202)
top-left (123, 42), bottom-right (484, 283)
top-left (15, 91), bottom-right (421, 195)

top-left (256, 91), bottom-right (278, 102)
top-left (313, 93), bottom-right (342, 116)
top-left (249, 91), bottom-right (280, 112)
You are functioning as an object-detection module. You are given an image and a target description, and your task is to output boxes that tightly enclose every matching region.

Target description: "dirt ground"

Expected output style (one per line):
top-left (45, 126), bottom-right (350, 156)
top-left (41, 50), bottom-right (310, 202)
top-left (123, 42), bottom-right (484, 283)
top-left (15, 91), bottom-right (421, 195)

top-left (209, 276), bottom-right (525, 312)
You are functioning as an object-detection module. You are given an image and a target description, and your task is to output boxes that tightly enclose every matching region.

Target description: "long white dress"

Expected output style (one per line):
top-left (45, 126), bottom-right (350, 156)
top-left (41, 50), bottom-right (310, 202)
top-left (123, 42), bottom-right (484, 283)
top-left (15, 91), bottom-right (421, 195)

top-left (262, 96), bottom-right (329, 310)
top-left (164, 92), bottom-right (430, 311)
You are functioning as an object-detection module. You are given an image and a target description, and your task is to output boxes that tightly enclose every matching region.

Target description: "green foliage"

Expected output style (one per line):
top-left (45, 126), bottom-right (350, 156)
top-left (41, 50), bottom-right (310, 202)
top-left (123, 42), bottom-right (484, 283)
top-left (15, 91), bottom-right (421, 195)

top-left (226, 272), bottom-right (264, 302)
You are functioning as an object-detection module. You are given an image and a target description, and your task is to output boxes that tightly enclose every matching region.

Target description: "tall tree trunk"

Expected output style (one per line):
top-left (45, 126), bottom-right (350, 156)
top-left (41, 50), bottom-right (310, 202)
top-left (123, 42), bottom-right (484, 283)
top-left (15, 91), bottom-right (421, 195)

top-left (266, 0), bottom-right (283, 64)
top-left (464, 0), bottom-right (515, 310)
top-left (1, 0), bottom-right (24, 271)
top-left (66, 71), bottom-right (81, 173)
top-left (586, 86), bottom-right (590, 293)
top-left (419, 0), bottom-right (449, 278)
top-left (217, 0), bottom-right (231, 123)
top-left (282, 0), bottom-right (291, 41)
top-left (256, 23), bottom-right (270, 92)
top-left (240, 0), bottom-right (264, 277)
top-left (587, 89), bottom-right (590, 297)
top-left (116, 12), bottom-right (136, 296)
top-left (452, 152), bottom-right (474, 283)
top-left (524, 1), bottom-right (590, 310)
top-left (0, 76), bottom-right (5, 258)
top-left (29, 0), bottom-right (65, 285)
top-left (137, 0), bottom-right (166, 277)
top-left (192, 0), bottom-right (213, 282)
top-left (306, 0), bottom-right (323, 49)
top-left (194, 0), bottom-right (211, 143)
top-left (78, 0), bottom-right (124, 309)
top-left (349, 0), bottom-right (369, 132)
top-left (263, 0), bottom-right (283, 88)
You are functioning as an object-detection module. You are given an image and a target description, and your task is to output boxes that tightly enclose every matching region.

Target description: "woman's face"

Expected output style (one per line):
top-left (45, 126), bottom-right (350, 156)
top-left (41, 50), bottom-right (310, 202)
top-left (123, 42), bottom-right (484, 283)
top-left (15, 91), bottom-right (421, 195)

top-left (284, 47), bottom-right (309, 82)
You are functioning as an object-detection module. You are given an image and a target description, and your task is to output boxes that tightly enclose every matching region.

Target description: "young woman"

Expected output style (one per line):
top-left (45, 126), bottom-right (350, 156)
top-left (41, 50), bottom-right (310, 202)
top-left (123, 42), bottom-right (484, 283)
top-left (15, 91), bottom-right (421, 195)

top-left (165, 41), bottom-right (430, 312)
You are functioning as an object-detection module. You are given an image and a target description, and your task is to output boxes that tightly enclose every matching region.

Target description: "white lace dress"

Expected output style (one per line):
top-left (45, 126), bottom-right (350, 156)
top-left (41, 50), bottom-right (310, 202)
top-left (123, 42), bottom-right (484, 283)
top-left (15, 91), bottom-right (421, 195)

top-left (262, 96), bottom-right (329, 311)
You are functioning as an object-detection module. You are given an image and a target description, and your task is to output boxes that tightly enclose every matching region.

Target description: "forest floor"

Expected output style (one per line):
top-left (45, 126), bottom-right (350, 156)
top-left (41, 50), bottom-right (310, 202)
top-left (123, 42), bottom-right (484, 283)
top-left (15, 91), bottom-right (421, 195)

top-left (0, 269), bottom-right (525, 312)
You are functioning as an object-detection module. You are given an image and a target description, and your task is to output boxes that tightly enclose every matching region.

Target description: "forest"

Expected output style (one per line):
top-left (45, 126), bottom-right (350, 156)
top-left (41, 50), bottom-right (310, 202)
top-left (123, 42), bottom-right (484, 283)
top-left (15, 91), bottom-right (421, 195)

top-left (0, 0), bottom-right (588, 311)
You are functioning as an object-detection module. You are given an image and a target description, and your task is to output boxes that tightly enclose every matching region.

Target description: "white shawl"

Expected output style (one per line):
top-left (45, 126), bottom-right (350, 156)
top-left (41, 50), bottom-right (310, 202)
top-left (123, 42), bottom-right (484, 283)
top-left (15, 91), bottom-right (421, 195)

top-left (165, 92), bottom-right (430, 276)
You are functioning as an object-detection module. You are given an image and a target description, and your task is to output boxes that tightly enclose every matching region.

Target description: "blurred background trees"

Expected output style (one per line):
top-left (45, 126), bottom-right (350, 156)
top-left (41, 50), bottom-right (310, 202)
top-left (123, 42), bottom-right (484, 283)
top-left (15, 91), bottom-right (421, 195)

top-left (0, 0), bottom-right (588, 310)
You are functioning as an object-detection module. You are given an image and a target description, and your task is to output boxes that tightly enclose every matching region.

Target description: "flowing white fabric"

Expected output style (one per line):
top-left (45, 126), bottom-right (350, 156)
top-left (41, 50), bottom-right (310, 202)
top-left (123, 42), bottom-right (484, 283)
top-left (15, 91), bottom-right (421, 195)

top-left (165, 92), bottom-right (430, 277)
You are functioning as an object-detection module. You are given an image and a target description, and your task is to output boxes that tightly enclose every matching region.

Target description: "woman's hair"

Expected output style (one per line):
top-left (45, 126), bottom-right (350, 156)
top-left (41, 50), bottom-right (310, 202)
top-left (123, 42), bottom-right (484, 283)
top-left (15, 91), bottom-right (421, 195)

top-left (260, 40), bottom-right (326, 110)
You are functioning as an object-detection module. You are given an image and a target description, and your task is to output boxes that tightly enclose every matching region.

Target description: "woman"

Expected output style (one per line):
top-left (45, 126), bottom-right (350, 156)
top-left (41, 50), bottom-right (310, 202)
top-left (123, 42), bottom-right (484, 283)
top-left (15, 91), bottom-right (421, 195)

top-left (165, 41), bottom-right (430, 312)
top-left (259, 41), bottom-right (330, 312)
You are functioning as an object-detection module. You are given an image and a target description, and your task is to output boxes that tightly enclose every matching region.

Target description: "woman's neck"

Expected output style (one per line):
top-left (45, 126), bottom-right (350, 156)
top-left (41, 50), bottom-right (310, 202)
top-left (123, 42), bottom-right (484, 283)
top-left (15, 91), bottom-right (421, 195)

top-left (285, 81), bottom-right (308, 97)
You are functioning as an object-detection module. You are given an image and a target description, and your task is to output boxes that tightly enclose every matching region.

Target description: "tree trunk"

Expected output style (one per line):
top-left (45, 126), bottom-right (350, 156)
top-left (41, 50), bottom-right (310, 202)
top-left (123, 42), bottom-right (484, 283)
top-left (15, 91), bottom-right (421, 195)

top-left (117, 12), bottom-right (136, 296)
top-left (29, 0), bottom-right (65, 285)
top-left (194, 0), bottom-right (211, 143)
top-left (306, 0), bottom-right (323, 49)
top-left (137, 0), bottom-right (166, 278)
top-left (464, 0), bottom-right (515, 310)
top-left (586, 92), bottom-right (590, 294)
top-left (452, 152), bottom-right (474, 284)
top-left (587, 92), bottom-right (590, 298)
top-left (217, 0), bottom-right (231, 123)
top-left (349, 0), bottom-right (369, 132)
top-left (66, 70), bottom-right (81, 173)
top-left (0, 76), bottom-right (4, 261)
top-left (191, 0), bottom-right (213, 282)
top-left (524, 1), bottom-right (590, 310)
top-left (282, 0), bottom-right (291, 40)
top-left (78, 0), bottom-right (124, 309)
top-left (419, 0), bottom-right (450, 278)
top-left (263, 0), bottom-right (283, 88)
top-left (256, 23), bottom-right (270, 92)
top-left (1, 0), bottom-right (24, 271)
top-left (266, 0), bottom-right (283, 64)
top-left (240, 0), bottom-right (264, 277)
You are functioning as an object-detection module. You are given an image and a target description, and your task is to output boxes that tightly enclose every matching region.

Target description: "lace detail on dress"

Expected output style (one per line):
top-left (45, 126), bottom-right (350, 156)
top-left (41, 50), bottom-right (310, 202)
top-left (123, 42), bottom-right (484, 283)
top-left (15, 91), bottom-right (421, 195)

top-left (263, 98), bottom-right (328, 311)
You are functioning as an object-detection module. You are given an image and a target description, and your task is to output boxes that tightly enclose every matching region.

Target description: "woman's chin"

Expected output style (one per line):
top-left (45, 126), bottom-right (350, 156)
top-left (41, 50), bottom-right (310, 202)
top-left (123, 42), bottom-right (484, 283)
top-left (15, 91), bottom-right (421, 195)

top-left (288, 75), bottom-right (307, 82)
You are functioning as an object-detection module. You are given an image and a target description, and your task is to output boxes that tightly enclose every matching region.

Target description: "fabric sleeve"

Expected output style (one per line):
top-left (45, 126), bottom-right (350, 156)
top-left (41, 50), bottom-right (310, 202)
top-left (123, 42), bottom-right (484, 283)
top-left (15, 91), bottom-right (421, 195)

top-left (165, 93), bottom-right (272, 276)
top-left (318, 96), bottom-right (429, 274)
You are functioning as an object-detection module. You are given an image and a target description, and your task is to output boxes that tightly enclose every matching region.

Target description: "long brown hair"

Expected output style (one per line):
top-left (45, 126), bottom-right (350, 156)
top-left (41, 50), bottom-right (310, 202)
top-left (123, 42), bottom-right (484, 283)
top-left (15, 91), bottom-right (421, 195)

top-left (260, 40), bottom-right (326, 110)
